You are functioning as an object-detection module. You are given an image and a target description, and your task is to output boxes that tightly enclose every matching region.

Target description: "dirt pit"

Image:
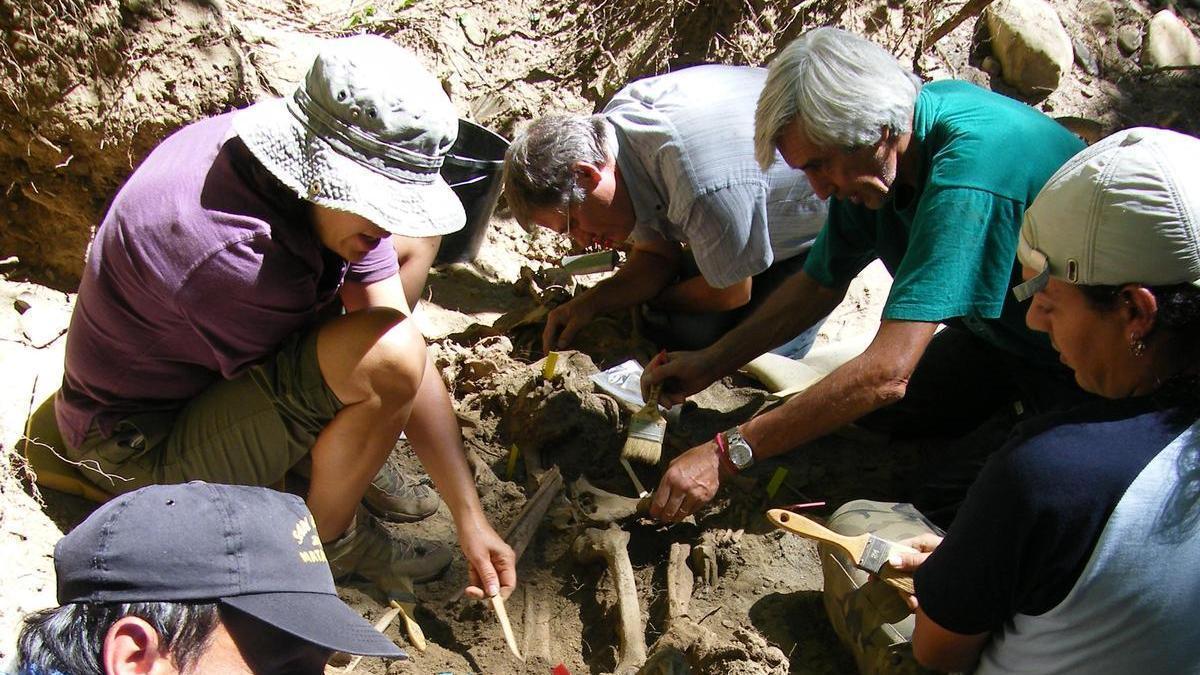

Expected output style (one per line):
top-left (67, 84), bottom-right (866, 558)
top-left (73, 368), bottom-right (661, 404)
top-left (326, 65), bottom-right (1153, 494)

top-left (0, 214), bottom-right (895, 674)
top-left (304, 218), bottom-right (896, 674)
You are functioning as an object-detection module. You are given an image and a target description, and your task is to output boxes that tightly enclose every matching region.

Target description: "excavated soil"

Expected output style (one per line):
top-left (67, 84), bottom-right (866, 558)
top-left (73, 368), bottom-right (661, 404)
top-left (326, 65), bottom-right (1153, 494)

top-left (3, 0), bottom-right (1200, 673)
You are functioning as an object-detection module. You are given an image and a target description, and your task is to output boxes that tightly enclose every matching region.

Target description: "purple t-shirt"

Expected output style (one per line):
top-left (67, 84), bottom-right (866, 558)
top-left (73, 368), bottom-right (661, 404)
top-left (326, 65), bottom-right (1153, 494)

top-left (56, 112), bottom-right (398, 447)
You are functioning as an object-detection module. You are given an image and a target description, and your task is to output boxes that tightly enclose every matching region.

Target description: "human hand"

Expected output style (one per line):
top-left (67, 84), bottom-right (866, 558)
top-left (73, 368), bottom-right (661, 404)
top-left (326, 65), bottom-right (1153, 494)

top-left (541, 296), bottom-right (597, 354)
top-left (649, 441), bottom-right (722, 522)
top-left (889, 533), bottom-right (943, 572)
top-left (640, 349), bottom-right (717, 406)
top-left (889, 533), bottom-right (942, 611)
top-left (456, 513), bottom-right (517, 600)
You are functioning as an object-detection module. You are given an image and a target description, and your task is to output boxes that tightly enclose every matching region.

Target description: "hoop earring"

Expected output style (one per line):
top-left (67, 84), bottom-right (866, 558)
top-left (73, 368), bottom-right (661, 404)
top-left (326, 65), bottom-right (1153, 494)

top-left (1130, 333), bottom-right (1147, 357)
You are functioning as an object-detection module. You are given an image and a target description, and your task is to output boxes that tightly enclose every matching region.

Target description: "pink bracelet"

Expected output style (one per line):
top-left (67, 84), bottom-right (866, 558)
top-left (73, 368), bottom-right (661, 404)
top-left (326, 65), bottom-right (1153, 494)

top-left (713, 432), bottom-right (736, 474)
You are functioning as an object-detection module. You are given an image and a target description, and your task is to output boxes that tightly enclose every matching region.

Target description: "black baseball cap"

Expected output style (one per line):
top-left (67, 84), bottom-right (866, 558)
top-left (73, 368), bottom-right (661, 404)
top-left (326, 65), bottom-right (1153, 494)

top-left (55, 481), bottom-right (405, 659)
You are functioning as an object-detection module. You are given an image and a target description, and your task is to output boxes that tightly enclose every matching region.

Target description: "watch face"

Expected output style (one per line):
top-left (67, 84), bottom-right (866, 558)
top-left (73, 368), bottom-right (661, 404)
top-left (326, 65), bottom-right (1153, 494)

top-left (729, 440), bottom-right (753, 468)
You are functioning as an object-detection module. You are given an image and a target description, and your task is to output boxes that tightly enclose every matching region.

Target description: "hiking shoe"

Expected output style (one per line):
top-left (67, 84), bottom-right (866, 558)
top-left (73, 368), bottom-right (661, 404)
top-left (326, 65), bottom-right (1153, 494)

top-left (365, 456), bottom-right (441, 522)
top-left (325, 508), bottom-right (453, 593)
top-left (291, 454), bottom-right (440, 523)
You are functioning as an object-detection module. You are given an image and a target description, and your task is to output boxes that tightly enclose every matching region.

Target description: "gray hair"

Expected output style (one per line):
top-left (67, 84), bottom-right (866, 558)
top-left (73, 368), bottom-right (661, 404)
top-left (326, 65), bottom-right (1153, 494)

top-left (503, 113), bottom-right (612, 227)
top-left (16, 601), bottom-right (221, 675)
top-left (754, 27), bottom-right (922, 170)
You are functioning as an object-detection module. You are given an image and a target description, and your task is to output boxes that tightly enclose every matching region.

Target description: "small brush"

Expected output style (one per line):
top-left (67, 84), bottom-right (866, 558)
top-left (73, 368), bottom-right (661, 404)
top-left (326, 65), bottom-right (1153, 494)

top-left (621, 381), bottom-right (665, 465)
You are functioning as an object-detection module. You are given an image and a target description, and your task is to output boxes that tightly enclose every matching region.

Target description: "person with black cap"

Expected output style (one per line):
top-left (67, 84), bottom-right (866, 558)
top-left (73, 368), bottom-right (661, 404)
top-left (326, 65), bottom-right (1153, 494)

top-left (43, 34), bottom-right (515, 600)
top-left (14, 481), bottom-right (407, 674)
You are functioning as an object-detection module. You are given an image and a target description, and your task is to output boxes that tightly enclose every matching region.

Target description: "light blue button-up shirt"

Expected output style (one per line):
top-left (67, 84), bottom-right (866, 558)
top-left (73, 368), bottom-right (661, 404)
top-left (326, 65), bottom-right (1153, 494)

top-left (604, 65), bottom-right (826, 289)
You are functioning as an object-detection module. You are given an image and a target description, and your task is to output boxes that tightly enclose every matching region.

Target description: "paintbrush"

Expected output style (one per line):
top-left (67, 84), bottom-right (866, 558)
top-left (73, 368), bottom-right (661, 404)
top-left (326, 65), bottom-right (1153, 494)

top-left (621, 351), bottom-right (668, 465)
top-left (621, 385), bottom-right (665, 464)
top-left (766, 508), bottom-right (917, 595)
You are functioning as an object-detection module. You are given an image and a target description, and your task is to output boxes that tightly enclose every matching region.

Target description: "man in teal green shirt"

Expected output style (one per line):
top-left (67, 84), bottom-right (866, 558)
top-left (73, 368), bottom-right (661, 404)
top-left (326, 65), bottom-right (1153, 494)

top-left (642, 27), bottom-right (1088, 524)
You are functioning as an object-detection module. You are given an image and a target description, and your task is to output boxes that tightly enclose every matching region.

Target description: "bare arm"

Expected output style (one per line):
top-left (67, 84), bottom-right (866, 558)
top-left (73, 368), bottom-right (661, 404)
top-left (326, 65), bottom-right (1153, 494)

top-left (645, 270), bottom-right (845, 405)
top-left (912, 609), bottom-right (989, 672)
top-left (707, 270), bottom-right (846, 375)
top-left (650, 275), bottom-right (752, 313)
top-left (739, 319), bottom-right (938, 458)
top-left (391, 234), bottom-right (441, 310)
top-left (649, 318), bottom-right (938, 521)
top-left (542, 238), bottom-right (681, 352)
top-left (341, 276), bottom-right (516, 598)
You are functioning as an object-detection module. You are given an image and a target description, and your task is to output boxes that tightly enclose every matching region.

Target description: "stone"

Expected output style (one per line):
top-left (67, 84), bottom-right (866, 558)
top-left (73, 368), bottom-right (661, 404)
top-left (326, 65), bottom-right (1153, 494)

top-left (1118, 24), bottom-right (1143, 56)
top-left (1073, 37), bottom-right (1100, 76)
top-left (18, 304), bottom-right (69, 348)
top-left (1144, 9), bottom-right (1200, 68)
top-left (13, 291), bottom-right (36, 314)
top-left (981, 55), bottom-right (1003, 76)
top-left (1078, 0), bottom-right (1117, 28)
top-left (457, 12), bottom-right (488, 47)
top-left (983, 0), bottom-right (1074, 95)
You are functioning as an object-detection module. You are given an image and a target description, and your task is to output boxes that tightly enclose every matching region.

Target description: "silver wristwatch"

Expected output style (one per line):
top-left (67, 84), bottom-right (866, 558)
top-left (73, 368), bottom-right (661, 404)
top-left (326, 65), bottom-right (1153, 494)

top-left (722, 427), bottom-right (755, 472)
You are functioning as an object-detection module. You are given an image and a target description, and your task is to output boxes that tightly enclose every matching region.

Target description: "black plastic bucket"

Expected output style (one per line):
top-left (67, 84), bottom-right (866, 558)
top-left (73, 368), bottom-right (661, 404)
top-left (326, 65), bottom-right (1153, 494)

top-left (436, 119), bottom-right (509, 264)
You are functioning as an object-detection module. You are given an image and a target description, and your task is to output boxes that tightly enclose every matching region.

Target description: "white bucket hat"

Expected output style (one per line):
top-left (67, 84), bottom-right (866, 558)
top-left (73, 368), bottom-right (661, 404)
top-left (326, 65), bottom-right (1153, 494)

top-left (1013, 127), bottom-right (1200, 302)
top-left (233, 34), bottom-right (465, 237)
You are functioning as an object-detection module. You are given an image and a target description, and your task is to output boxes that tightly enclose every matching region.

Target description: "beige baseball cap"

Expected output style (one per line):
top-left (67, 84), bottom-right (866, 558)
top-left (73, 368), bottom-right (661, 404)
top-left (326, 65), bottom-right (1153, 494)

top-left (1012, 127), bottom-right (1200, 302)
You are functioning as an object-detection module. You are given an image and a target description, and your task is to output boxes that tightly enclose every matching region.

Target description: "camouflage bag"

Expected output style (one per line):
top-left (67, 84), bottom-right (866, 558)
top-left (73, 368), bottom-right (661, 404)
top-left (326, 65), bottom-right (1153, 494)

top-left (820, 500), bottom-right (943, 675)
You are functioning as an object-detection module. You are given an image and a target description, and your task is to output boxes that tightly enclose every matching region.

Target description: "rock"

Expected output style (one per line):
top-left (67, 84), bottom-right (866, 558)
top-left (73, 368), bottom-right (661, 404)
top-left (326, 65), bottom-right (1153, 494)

top-left (981, 55), bottom-right (1003, 76)
top-left (13, 291), bottom-right (36, 314)
top-left (18, 304), bottom-right (69, 348)
top-left (983, 0), bottom-right (1074, 95)
top-left (457, 12), bottom-right (488, 47)
top-left (1078, 0), bottom-right (1116, 28)
top-left (1073, 37), bottom-right (1100, 76)
top-left (1118, 24), bottom-right (1143, 56)
top-left (1144, 10), bottom-right (1200, 68)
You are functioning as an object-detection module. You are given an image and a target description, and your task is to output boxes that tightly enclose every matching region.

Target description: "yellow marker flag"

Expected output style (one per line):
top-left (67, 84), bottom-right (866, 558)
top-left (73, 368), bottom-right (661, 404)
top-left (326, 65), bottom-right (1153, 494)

top-left (506, 444), bottom-right (520, 480)
top-left (766, 467), bottom-right (788, 498)
top-left (542, 351), bottom-right (559, 379)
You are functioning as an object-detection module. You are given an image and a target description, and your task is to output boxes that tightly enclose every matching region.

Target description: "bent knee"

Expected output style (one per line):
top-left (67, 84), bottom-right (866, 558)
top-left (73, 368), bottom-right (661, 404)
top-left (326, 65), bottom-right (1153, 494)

top-left (318, 308), bottom-right (427, 406)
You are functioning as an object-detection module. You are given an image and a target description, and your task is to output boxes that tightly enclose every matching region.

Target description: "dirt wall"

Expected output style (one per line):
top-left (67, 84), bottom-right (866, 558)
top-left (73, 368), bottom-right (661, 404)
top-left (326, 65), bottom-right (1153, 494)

top-left (2, 0), bottom-right (1198, 288)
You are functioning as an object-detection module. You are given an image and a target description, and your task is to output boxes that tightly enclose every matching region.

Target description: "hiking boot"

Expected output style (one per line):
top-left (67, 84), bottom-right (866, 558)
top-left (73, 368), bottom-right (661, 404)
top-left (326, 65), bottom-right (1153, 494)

top-left (325, 508), bottom-right (452, 593)
top-left (365, 456), bottom-right (441, 522)
top-left (290, 454), bottom-right (440, 523)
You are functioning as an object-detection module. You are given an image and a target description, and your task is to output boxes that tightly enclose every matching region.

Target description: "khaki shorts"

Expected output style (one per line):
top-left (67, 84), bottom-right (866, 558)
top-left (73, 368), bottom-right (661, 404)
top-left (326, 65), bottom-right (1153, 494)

top-left (820, 500), bottom-right (943, 675)
top-left (67, 329), bottom-right (342, 495)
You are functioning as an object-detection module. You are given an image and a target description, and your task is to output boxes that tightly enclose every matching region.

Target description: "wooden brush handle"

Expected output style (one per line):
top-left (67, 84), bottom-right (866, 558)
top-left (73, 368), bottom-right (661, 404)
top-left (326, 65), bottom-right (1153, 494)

top-left (767, 509), bottom-right (917, 596)
top-left (767, 509), bottom-right (865, 559)
top-left (879, 568), bottom-right (915, 595)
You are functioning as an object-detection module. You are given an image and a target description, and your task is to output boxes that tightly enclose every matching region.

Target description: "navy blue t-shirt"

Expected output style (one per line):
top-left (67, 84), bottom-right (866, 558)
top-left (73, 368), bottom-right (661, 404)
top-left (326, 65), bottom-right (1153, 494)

top-left (914, 396), bottom-right (1195, 634)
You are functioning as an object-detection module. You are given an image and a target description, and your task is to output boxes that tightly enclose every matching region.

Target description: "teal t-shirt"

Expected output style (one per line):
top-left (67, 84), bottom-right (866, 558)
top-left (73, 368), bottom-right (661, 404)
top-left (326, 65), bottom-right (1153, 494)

top-left (803, 80), bottom-right (1084, 362)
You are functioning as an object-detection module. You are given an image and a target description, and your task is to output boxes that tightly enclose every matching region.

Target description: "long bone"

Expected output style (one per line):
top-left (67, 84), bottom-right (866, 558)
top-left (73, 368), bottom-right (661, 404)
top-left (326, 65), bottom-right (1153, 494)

top-left (572, 525), bottom-right (647, 674)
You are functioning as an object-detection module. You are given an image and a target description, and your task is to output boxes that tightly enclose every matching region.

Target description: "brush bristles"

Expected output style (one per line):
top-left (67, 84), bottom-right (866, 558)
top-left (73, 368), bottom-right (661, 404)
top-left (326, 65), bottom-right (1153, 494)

top-left (622, 408), bottom-right (665, 463)
top-left (621, 434), bottom-right (663, 463)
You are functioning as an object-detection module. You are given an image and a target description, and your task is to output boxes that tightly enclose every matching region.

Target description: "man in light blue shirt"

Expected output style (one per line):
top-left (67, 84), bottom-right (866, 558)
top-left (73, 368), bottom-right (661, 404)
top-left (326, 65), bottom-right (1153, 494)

top-left (503, 65), bottom-right (827, 355)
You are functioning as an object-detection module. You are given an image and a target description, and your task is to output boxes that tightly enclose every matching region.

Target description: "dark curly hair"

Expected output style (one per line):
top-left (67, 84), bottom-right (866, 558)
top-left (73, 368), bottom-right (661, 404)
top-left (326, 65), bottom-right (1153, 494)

top-left (16, 601), bottom-right (220, 675)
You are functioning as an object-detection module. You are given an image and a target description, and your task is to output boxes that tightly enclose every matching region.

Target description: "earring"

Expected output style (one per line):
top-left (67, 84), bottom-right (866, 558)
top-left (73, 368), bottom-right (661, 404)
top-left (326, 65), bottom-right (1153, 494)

top-left (1130, 333), bottom-right (1147, 357)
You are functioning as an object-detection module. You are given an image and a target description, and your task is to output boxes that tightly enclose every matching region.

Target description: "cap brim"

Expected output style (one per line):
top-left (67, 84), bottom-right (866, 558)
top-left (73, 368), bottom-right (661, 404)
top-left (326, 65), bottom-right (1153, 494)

top-left (222, 593), bottom-right (406, 658)
top-left (233, 99), bottom-right (466, 238)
